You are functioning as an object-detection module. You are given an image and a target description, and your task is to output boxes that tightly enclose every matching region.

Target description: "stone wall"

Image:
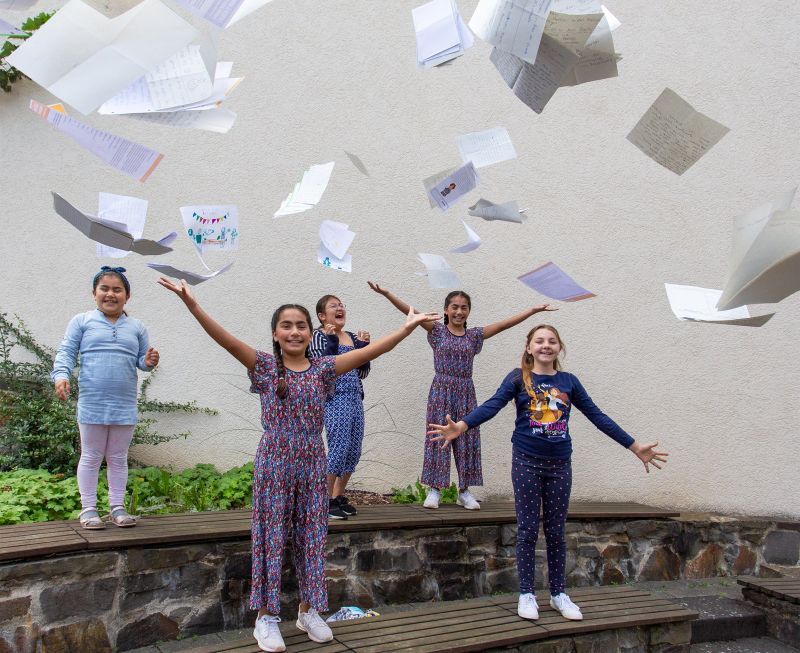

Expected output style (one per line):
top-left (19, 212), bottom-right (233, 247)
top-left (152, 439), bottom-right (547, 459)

top-left (0, 515), bottom-right (797, 652)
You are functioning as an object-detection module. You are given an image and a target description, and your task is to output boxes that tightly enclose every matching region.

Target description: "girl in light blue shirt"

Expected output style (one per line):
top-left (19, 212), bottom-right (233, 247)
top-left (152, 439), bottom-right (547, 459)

top-left (52, 266), bottom-right (159, 529)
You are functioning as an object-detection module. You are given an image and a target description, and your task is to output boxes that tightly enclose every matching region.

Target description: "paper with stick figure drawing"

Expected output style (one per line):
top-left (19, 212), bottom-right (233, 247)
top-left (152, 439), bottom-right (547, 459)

top-left (318, 220), bottom-right (355, 273)
top-left (180, 205), bottom-right (239, 254)
top-left (426, 161), bottom-right (479, 212)
top-left (517, 261), bottom-right (595, 301)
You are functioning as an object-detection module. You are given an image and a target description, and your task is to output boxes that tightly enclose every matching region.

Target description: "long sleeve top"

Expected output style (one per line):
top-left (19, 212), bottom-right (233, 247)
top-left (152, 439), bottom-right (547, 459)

top-left (463, 369), bottom-right (634, 459)
top-left (309, 329), bottom-right (370, 398)
top-left (51, 309), bottom-right (153, 424)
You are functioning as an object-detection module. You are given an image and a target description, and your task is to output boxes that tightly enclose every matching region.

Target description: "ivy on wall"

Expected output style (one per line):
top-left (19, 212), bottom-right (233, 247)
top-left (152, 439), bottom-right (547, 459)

top-left (0, 11), bottom-right (53, 92)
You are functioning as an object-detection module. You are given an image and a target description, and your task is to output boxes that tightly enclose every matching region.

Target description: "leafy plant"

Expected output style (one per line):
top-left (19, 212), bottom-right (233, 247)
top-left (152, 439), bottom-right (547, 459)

top-left (0, 12), bottom-right (54, 92)
top-left (0, 311), bottom-right (216, 472)
top-left (390, 479), bottom-right (458, 504)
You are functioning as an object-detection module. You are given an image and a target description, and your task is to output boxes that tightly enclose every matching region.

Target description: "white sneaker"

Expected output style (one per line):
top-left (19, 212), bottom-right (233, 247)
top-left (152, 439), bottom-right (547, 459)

top-left (549, 593), bottom-right (583, 620)
top-left (457, 490), bottom-right (480, 510)
top-left (517, 593), bottom-right (539, 620)
top-left (253, 615), bottom-right (285, 652)
top-left (423, 488), bottom-right (440, 509)
top-left (296, 608), bottom-right (333, 643)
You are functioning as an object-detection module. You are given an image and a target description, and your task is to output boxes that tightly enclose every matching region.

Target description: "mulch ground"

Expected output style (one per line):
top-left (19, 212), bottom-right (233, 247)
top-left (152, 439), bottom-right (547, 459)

top-left (344, 490), bottom-right (394, 506)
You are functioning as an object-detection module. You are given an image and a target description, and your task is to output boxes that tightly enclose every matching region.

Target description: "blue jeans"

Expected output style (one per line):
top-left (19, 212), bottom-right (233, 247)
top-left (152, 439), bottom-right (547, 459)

top-left (511, 448), bottom-right (572, 595)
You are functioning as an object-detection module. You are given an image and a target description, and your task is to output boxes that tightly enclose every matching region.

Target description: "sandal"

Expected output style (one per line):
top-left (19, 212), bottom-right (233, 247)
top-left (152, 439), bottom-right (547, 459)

top-left (79, 507), bottom-right (106, 530)
top-left (109, 506), bottom-right (137, 528)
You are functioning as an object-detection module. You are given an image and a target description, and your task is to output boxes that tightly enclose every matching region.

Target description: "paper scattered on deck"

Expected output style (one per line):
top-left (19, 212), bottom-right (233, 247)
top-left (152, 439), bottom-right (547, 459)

top-left (318, 220), bottom-right (355, 272)
top-left (664, 283), bottom-right (774, 327)
top-left (457, 127), bottom-right (517, 169)
top-left (173, 0), bottom-right (275, 29)
top-left (418, 253), bottom-right (462, 288)
top-left (274, 162), bottom-right (335, 217)
top-left (30, 100), bottom-right (164, 182)
top-left (717, 206), bottom-right (800, 311)
top-left (627, 88), bottom-right (730, 175)
top-left (148, 262), bottom-right (233, 285)
top-left (469, 0), bottom-right (552, 65)
top-left (517, 261), bottom-right (595, 301)
top-left (344, 151), bottom-right (370, 176)
top-left (180, 205), bottom-right (239, 254)
top-left (96, 193), bottom-right (149, 259)
top-left (7, 0), bottom-right (198, 114)
top-left (450, 221), bottom-right (481, 253)
top-left (412, 0), bottom-right (473, 69)
top-left (468, 198), bottom-right (526, 223)
top-left (427, 161), bottom-right (479, 211)
top-left (52, 192), bottom-right (175, 255)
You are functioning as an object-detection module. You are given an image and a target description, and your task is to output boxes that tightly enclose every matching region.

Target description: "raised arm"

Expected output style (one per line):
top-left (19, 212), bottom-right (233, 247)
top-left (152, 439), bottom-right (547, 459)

top-left (482, 304), bottom-right (558, 340)
top-left (157, 278), bottom-right (257, 370)
top-left (367, 281), bottom-right (434, 332)
top-left (334, 308), bottom-right (440, 376)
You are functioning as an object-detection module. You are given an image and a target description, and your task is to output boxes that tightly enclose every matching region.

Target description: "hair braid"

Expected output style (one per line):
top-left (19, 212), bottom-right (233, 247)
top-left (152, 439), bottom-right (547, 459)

top-left (272, 339), bottom-right (288, 399)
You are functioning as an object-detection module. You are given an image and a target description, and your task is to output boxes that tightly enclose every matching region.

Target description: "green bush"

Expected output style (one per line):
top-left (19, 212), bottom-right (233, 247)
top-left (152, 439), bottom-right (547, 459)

top-left (390, 479), bottom-right (458, 504)
top-left (0, 312), bottom-right (216, 473)
top-left (0, 11), bottom-right (53, 92)
top-left (0, 463), bottom-right (254, 525)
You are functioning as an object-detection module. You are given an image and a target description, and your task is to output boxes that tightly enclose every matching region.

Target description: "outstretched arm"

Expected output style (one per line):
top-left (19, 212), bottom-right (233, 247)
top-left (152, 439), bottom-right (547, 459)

top-left (628, 441), bottom-right (669, 474)
top-left (335, 308), bottom-right (440, 375)
top-left (157, 278), bottom-right (257, 369)
top-left (482, 304), bottom-right (558, 340)
top-left (367, 281), bottom-right (434, 332)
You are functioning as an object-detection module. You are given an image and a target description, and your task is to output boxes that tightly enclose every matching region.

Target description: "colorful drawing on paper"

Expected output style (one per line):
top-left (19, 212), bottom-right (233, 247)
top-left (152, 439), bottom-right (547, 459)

top-left (180, 205), bottom-right (239, 253)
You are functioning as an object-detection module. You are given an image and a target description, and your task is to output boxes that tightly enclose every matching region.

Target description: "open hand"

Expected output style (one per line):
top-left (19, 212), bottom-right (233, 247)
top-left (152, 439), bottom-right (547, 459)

top-left (406, 307), bottom-right (440, 329)
top-left (533, 304), bottom-right (558, 314)
top-left (157, 277), bottom-right (196, 306)
top-left (145, 347), bottom-right (159, 368)
top-left (357, 330), bottom-right (370, 343)
top-left (630, 441), bottom-right (669, 473)
top-left (427, 415), bottom-right (467, 449)
top-left (367, 281), bottom-right (388, 296)
top-left (54, 379), bottom-right (70, 401)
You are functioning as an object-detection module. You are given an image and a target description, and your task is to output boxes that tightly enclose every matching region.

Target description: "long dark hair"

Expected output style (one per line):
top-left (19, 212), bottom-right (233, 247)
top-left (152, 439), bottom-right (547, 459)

top-left (271, 304), bottom-right (313, 399)
top-left (443, 290), bottom-right (471, 327)
top-left (315, 294), bottom-right (340, 326)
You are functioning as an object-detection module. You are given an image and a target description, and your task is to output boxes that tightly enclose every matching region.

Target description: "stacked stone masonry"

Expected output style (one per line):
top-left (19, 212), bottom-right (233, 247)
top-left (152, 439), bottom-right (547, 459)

top-left (0, 515), bottom-right (797, 652)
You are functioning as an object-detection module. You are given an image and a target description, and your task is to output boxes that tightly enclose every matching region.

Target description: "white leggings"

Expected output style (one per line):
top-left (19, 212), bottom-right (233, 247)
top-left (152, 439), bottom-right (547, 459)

top-left (77, 423), bottom-right (135, 510)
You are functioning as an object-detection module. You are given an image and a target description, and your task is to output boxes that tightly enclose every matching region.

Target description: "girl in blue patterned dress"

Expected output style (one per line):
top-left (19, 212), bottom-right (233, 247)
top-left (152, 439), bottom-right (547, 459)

top-left (368, 281), bottom-right (555, 510)
top-left (158, 277), bottom-right (438, 653)
top-left (309, 295), bottom-right (371, 520)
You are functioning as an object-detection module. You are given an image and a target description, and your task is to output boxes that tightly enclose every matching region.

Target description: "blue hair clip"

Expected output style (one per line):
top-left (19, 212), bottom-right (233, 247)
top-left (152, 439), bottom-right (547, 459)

top-left (99, 265), bottom-right (127, 274)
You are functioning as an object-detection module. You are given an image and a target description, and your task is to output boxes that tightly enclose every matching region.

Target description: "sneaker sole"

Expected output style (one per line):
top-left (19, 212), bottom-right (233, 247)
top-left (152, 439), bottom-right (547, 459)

top-left (456, 499), bottom-right (481, 510)
top-left (549, 604), bottom-right (583, 620)
top-left (517, 610), bottom-right (539, 620)
top-left (253, 630), bottom-right (286, 652)
top-left (328, 514), bottom-right (348, 520)
top-left (295, 620), bottom-right (333, 643)
top-left (422, 503), bottom-right (439, 509)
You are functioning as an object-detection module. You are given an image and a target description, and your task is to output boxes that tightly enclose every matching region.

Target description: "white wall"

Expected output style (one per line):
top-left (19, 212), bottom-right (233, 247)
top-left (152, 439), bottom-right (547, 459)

top-left (1, 0), bottom-right (798, 518)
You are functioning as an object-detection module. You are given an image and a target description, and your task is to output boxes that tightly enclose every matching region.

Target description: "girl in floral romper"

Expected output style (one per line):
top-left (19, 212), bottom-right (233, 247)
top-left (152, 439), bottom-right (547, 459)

top-left (368, 281), bottom-right (555, 510)
top-left (158, 276), bottom-right (438, 653)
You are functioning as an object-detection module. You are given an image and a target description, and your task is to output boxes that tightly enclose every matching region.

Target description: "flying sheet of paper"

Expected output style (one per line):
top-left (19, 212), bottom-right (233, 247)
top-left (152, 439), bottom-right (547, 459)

top-left (543, 0), bottom-right (603, 52)
top-left (274, 162), bottom-right (335, 217)
top-left (344, 151), bottom-right (370, 176)
top-left (152, 76), bottom-right (243, 112)
top-left (98, 43), bottom-right (214, 115)
top-left (517, 261), bottom-right (595, 301)
top-left (450, 221), bottom-right (481, 253)
top-left (124, 107), bottom-right (237, 133)
top-left (172, 0), bottom-right (275, 29)
top-left (412, 0), bottom-right (473, 69)
top-left (490, 35), bottom-right (579, 113)
top-left (7, 0), bottom-right (198, 114)
top-left (469, 0), bottom-right (553, 65)
top-left (428, 161), bottom-right (479, 211)
top-left (468, 198), bottom-right (526, 223)
top-left (180, 205), bottom-right (239, 254)
top-left (717, 208), bottom-right (800, 310)
top-left (319, 219), bottom-right (355, 260)
top-left (601, 4), bottom-right (621, 30)
top-left (423, 166), bottom-right (458, 208)
top-left (52, 192), bottom-right (175, 255)
top-left (148, 262), bottom-right (233, 285)
top-left (0, 17), bottom-right (23, 33)
top-left (456, 127), bottom-right (517, 169)
top-left (318, 246), bottom-right (352, 273)
top-left (30, 100), bottom-right (164, 182)
top-left (96, 193), bottom-right (149, 259)
top-left (627, 88), bottom-right (730, 176)
top-left (664, 283), bottom-right (774, 327)
top-left (418, 253), bottom-right (462, 288)
top-left (558, 15), bottom-right (618, 87)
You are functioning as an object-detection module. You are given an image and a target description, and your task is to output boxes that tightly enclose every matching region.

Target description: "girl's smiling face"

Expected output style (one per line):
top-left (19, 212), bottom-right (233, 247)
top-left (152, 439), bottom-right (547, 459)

top-left (318, 297), bottom-right (346, 330)
top-left (445, 294), bottom-right (470, 327)
top-left (273, 308), bottom-right (312, 355)
top-left (526, 327), bottom-right (562, 369)
top-left (93, 274), bottom-right (129, 318)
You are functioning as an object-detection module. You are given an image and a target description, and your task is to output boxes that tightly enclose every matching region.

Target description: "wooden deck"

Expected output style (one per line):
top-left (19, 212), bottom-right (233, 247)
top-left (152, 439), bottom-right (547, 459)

top-left (0, 501), bottom-right (679, 564)
top-left (177, 585), bottom-right (697, 653)
top-left (738, 576), bottom-right (800, 604)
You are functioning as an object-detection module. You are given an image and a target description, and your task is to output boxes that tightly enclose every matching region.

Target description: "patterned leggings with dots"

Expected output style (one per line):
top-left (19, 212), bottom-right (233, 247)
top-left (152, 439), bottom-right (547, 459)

top-left (511, 448), bottom-right (572, 596)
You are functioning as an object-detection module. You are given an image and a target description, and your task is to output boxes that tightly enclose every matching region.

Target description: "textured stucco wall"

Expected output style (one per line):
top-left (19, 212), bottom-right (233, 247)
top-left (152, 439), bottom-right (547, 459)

top-left (1, 0), bottom-right (798, 518)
